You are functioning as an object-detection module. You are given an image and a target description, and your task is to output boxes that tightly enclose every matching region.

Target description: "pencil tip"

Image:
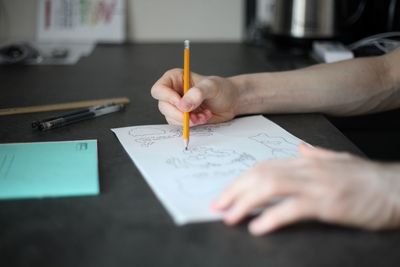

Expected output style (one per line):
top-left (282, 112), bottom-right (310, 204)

top-left (184, 139), bottom-right (189, 150)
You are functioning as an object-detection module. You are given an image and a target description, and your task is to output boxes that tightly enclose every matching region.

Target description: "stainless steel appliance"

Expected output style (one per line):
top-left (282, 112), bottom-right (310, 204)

top-left (271, 0), bottom-right (336, 39)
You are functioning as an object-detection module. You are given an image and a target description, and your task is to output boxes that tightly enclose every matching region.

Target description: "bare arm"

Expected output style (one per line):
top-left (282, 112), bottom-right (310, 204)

top-left (151, 46), bottom-right (400, 236)
top-left (151, 48), bottom-right (400, 126)
top-left (232, 48), bottom-right (400, 116)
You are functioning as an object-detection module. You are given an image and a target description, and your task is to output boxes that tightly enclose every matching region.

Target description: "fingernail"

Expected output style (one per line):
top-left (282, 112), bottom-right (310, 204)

top-left (179, 100), bottom-right (193, 111)
top-left (224, 208), bottom-right (239, 224)
top-left (249, 220), bottom-right (263, 235)
top-left (301, 142), bottom-right (314, 149)
top-left (212, 199), bottom-right (224, 210)
top-left (183, 102), bottom-right (193, 111)
top-left (210, 200), bottom-right (220, 211)
top-left (190, 114), bottom-right (199, 124)
top-left (250, 219), bottom-right (273, 235)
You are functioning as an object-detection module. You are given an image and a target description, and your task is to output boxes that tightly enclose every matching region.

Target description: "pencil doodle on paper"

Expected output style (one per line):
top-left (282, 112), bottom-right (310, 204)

top-left (249, 133), bottom-right (299, 158)
top-left (166, 146), bottom-right (256, 169)
top-left (112, 115), bottom-right (309, 224)
top-left (128, 122), bottom-right (233, 147)
top-left (166, 146), bottom-right (256, 197)
top-left (0, 154), bottom-right (15, 179)
top-left (128, 127), bottom-right (173, 147)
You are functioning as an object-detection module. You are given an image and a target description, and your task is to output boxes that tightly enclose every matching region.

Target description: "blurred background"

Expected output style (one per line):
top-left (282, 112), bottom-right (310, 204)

top-left (1, 0), bottom-right (400, 160)
top-left (1, 0), bottom-right (399, 43)
top-left (2, 0), bottom-right (400, 65)
top-left (0, 0), bottom-right (243, 42)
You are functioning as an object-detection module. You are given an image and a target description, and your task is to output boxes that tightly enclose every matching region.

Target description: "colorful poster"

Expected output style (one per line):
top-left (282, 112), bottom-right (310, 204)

top-left (37, 0), bottom-right (125, 43)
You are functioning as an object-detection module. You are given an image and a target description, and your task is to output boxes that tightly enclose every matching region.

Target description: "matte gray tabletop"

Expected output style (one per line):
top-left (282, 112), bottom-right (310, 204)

top-left (0, 43), bottom-right (399, 267)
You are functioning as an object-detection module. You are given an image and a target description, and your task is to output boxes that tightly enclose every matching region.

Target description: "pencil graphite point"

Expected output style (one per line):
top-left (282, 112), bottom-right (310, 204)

top-left (184, 40), bottom-right (190, 49)
top-left (184, 139), bottom-right (189, 150)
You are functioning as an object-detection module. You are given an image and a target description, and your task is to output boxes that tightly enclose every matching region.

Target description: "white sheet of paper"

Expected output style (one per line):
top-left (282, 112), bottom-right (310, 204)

top-left (112, 115), bottom-right (306, 225)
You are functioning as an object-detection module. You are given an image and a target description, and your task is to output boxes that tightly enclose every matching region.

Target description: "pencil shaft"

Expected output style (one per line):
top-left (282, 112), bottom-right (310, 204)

top-left (183, 41), bottom-right (190, 146)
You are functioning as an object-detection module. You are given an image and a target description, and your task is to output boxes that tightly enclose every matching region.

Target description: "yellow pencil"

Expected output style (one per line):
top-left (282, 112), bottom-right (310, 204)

top-left (183, 40), bottom-right (191, 150)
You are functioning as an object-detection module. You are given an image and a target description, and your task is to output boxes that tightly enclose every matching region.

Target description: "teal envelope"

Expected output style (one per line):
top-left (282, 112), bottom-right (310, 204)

top-left (0, 140), bottom-right (99, 199)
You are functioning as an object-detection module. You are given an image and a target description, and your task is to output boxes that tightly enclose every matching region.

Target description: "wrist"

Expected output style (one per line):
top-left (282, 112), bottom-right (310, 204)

top-left (228, 75), bottom-right (244, 116)
top-left (229, 73), bottom-right (273, 116)
top-left (228, 74), bottom-right (256, 116)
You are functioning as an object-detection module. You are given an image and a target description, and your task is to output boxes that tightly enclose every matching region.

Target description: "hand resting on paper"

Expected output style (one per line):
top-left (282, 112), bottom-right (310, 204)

top-left (211, 144), bottom-right (400, 236)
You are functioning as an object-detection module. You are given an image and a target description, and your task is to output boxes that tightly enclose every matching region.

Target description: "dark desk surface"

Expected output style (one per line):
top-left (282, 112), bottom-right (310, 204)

top-left (0, 43), bottom-right (399, 267)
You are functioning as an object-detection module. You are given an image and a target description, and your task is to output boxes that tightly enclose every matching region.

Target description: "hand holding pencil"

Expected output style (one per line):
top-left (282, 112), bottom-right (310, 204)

top-left (151, 51), bottom-right (239, 128)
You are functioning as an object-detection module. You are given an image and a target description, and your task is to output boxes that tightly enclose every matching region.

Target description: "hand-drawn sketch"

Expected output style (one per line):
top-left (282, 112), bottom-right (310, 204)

top-left (128, 127), bottom-right (175, 147)
top-left (166, 146), bottom-right (255, 169)
top-left (165, 146), bottom-right (256, 197)
top-left (249, 133), bottom-right (299, 158)
top-left (128, 122), bottom-right (233, 147)
top-left (112, 115), bottom-right (306, 224)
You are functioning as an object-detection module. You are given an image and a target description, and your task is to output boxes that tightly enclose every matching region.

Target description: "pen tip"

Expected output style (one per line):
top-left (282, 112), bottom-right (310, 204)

top-left (184, 40), bottom-right (190, 49)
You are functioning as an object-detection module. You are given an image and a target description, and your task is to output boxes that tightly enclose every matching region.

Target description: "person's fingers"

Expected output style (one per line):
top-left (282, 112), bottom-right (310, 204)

top-left (190, 113), bottom-right (201, 125)
top-left (177, 78), bottom-right (219, 112)
top-left (211, 173), bottom-right (255, 212)
top-left (158, 102), bottom-right (183, 123)
top-left (190, 108), bottom-right (213, 125)
top-left (165, 117), bottom-right (182, 126)
top-left (213, 164), bottom-right (273, 212)
top-left (161, 68), bottom-right (185, 92)
top-left (165, 115), bottom-right (202, 127)
top-left (221, 190), bottom-right (275, 225)
top-left (248, 198), bottom-right (313, 236)
top-left (159, 101), bottom-right (214, 126)
top-left (151, 84), bottom-right (182, 105)
top-left (221, 176), bottom-right (305, 225)
top-left (299, 143), bottom-right (339, 159)
top-left (151, 69), bottom-right (184, 104)
top-left (212, 162), bottom-right (304, 212)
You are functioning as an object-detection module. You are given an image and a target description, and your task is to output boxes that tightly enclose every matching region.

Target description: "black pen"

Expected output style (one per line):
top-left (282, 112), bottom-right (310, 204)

top-left (32, 103), bottom-right (121, 128)
top-left (34, 103), bottom-right (124, 131)
top-left (32, 106), bottom-right (96, 128)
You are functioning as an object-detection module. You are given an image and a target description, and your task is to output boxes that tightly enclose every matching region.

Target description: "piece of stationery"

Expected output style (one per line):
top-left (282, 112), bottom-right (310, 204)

top-left (112, 115), bottom-right (307, 225)
top-left (32, 103), bottom-right (125, 131)
top-left (0, 140), bottom-right (99, 200)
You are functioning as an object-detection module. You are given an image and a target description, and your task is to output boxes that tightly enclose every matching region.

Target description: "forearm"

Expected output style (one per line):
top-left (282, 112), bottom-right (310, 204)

top-left (230, 51), bottom-right (400, 116)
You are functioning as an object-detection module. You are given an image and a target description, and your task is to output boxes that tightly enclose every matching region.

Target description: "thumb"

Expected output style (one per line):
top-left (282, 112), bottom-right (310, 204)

top-left (177, 79), bottom-right (218, 112)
